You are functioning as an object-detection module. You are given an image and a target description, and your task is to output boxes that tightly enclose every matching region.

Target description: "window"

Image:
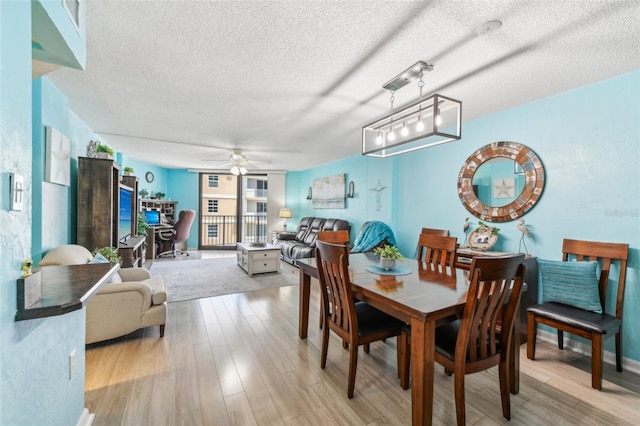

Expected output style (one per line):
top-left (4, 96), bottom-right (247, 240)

top-left (207, 199), bottom-right (219, 213)
top-left (257, 202), bottom-right (267, 213)
top-left (208, 175), bottom-right (219, 188)
top-left (207, 224), bottom-right (219, 238)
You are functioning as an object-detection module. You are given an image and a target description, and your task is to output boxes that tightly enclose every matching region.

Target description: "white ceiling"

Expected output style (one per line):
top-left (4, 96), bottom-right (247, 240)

top-left (48, 0), bottom-right (640, 172)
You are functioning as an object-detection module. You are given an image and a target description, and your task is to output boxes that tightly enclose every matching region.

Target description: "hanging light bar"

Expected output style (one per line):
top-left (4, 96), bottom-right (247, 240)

top-left (362, 62), bottom-right (462, 158)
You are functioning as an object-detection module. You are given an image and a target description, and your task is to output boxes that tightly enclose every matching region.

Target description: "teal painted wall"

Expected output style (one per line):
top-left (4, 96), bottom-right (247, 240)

top-left (167, 169), bottom-right (200, 249)
top-left (286, 70), bottom-right (640, 362)
top-left (1, 2), bottom-right (86, 425)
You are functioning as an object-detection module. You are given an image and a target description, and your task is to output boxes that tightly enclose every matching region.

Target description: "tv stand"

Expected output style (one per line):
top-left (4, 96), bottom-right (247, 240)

top-left (119, 235), bottom-right (146, 268)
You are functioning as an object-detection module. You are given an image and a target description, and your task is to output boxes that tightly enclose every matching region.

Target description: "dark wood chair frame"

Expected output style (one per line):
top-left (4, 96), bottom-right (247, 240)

top-left (526, 238), bottom-right (629, 390)
top-left (316, 240), bottom-right (404, 399)
top-left (433, 255), bottom-right (526, 425)
top-left (416, 234), bottom-right (458, 274)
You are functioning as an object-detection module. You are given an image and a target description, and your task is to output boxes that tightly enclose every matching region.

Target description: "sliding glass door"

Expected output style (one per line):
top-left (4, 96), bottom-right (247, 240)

top-left (198, 173), bottom-right (269, 249)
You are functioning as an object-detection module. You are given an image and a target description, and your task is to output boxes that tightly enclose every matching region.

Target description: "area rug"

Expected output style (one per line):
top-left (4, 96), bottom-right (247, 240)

top-left (150, 257), bottom-right (298, 302)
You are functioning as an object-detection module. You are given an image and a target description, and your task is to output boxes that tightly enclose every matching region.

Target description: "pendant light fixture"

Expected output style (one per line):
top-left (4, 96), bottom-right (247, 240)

top-left (362, 61), bottom-right (462, 158)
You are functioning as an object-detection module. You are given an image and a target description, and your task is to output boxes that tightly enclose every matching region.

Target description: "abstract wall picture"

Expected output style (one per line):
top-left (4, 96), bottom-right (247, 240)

top-left (45, 126), bottom-right (71, 186)
top-left (312, 173), bottom-right (346, 209)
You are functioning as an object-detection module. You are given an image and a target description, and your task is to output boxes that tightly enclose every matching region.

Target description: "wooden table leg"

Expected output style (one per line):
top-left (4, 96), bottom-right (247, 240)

top-left (298, 267), bottom-right (311, 339)
top-left (411, 317), bottom-right (435, 426)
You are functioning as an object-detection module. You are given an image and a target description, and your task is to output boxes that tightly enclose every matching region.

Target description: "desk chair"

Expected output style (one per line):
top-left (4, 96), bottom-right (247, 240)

top-left (156, 210), bottom-right (196, 258)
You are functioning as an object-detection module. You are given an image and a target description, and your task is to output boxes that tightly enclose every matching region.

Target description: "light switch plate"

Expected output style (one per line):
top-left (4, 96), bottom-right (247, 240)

top-left (9, 173), bottom-right (24, 211)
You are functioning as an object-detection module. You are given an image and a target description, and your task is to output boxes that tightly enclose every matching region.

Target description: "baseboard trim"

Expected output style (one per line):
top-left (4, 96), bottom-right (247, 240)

top-left (76, 408), bottom-right (94, 426)
top-left (535, 329), bottom-right (640, 375)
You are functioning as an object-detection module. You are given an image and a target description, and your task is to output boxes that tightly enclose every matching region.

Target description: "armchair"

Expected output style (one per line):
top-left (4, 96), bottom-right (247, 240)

top-left (39, 245), bottom-right (167, 344)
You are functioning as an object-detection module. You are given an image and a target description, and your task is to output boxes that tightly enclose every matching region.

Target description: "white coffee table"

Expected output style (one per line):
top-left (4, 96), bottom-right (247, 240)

top-left (236, 242), bottom-right (281, 276)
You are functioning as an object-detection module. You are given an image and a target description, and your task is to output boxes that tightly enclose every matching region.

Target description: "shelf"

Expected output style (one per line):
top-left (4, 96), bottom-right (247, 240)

top-left (16, 263), bottom-right (119, 321)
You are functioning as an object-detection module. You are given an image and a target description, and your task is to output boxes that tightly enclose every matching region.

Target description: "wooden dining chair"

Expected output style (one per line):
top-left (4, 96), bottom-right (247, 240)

top-left (527, 239), bottom-right (629, 390)
top-left (421, 227), bottom-right (449, 236)
top-left (317, 230), bottom-right (351, 329)
top-left (315, 240), bottom-right (405, 399)
top-left (416, 234), bottom-right (458, 274)
top-left (433, 254), bottom-right (526, 425)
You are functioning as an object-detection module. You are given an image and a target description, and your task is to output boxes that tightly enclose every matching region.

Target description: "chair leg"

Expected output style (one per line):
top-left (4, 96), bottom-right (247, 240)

top-left (526, 312), bottom-right (536, 360)
top-left (363, 343), bottom-right (370, 353)
top-left (591, 333), bottom-right (603, 390)
top-left (159, 324), bottom-right (165, 337)
top-left (453, 367), bottom-right (466, 426)
top-left (615, 331), bottom-right (623, 372)
top-left (557, 330), bottom-right (564, 349)
top-left (498, 360), bottom-right (511, 420)
top-left (320, 323), bottom-right (330, 369)
top-left (347, 344), bottom-right (359, 399)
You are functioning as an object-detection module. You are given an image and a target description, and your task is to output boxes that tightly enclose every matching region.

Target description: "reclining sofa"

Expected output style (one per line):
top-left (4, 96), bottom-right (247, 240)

top-left (272, 217), bottom-right (350, 265)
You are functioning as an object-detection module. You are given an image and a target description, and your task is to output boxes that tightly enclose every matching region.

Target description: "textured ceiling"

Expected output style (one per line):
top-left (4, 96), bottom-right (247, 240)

top-left (48, 0), bottom-right (640, 172)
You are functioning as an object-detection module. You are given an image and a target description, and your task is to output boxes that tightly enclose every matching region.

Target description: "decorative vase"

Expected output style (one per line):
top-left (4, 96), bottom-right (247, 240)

top-left (380, 257), bottom-right (396, 270)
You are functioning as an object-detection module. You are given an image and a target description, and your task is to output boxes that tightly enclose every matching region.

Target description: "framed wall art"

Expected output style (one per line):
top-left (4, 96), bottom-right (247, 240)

top-left (312, 173), bottom-right (346, 209)
top-left (45, 126), bottom-right (71, 187)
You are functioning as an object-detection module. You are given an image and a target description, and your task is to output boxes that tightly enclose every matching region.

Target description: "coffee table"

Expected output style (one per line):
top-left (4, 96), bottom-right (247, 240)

top-left (236, 242), bottom-right (281, 276)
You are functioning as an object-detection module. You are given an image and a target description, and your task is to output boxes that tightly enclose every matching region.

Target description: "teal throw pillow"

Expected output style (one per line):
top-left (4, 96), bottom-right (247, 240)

top-left (539, 259), bottom-right (602, 313)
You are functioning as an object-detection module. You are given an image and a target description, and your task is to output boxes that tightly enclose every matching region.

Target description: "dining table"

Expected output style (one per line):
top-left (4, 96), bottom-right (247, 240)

top-left (296, 252), bottom-right (522, 426)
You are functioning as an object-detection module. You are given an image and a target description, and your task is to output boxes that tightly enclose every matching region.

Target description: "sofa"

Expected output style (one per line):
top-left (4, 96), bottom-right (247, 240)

top-left (272, 217), bottom-right (350, 264)
top-left (39, 244), bottom-right (167, 344)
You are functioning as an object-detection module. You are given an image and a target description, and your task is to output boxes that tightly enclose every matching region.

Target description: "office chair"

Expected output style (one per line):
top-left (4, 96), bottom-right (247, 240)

top-left (156, 210), bottom-right (196, 258)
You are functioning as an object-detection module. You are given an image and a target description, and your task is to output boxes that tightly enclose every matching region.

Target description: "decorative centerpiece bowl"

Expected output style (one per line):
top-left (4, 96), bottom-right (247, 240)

top-left (373, 245), bottom-right (404, 271)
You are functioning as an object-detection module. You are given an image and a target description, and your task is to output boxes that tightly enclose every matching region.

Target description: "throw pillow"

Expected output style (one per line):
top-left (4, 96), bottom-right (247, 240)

top-left (539, 259), bottom-right (602, 313)
top-left (89, 253), bottom-right (109, 264)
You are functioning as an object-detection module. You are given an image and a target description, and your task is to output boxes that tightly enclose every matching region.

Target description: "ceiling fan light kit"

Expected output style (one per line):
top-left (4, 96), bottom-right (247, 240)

top-left (362, 61), bottom-right (461, 158)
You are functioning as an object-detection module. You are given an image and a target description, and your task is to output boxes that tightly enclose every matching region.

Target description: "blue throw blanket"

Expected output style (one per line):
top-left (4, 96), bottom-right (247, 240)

top-left (351, 221), bottom-right (396, 253)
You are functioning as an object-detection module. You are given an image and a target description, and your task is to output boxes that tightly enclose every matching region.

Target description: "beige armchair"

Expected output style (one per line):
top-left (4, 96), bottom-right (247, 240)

top-left (39, 245), bottom-right (167, 344)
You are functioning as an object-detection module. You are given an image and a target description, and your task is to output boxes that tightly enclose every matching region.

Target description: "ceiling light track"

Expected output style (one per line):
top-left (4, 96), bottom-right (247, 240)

top-left (362, 62), bottom-right (461, 158)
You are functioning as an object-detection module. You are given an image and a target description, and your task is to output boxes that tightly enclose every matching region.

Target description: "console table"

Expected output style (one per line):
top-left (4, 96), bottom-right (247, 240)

top-left (16, 263), bottom-right (119, 321)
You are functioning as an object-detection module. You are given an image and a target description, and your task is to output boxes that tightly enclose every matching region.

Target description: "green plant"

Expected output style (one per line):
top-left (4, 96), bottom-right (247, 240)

top-left (155, 192), bottom-right (165, 200)
top-left (478, 221), bottom-right (500, 235)
top-left (124, 166), bottom-right (135, 173)
top-left (91, 246), bottom-right (122, 265)
top-left (96, 143), bottom-right (115, 156)
top-left (137, 214), bottom-right (149, 237)
top-left (139, 189), bottom-right (149, 198)
top-left (373, 244), bottom-right (404, 260)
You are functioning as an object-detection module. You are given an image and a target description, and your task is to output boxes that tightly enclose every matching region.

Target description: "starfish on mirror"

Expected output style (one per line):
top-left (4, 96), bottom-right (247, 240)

top-left (493, 179), bottom-right (515, 198)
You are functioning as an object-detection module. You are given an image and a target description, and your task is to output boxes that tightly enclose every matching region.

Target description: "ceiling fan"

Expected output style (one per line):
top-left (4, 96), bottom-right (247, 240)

top-left (203, 149), bottom-right (267, 175)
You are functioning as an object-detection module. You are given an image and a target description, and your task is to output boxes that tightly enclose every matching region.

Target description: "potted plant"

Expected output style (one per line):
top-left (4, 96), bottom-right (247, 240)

top-left (96, 143), bottom-right (115, 159)
top-left (91, 246), bottom-right (122, 265)
top-left (123, 166), bottom-right (135, 176)
top-left (155, 192), bottom-right (165, 200)
top-left (373, 244), bottom-right (404, 270)
top-left (137, 214), bottom-right (149, 237)
top-left (139, 188), bottom-right (149, 199)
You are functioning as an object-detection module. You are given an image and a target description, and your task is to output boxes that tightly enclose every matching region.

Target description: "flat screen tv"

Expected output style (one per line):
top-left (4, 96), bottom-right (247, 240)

top-left (144, 209), bottom-right (161, 226)
top-left (118, 185), bottom-right (135, 242)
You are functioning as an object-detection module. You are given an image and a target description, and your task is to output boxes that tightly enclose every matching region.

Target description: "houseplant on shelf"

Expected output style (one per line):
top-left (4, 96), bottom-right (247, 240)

top-left (91, 246), bottom-right (122, 265)
top-left (96, 143), bottom-right (115, 159)
top-left (139, 189), bottom-right (149, 199)
top-left (123, 166), bottom-right (135, 176)
top-left (373, 244), bottom-right (404, 270)
top-left (154, 192), bottom-right (165, 200)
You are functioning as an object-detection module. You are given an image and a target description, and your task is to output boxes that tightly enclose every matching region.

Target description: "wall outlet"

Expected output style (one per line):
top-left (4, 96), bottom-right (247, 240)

top-left (69, 349), bottom-right (76, 380)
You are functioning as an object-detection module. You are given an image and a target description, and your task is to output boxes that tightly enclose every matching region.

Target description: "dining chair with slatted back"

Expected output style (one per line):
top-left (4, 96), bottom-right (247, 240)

top-left (317, 230), bottom-right (351, 330)
top-left (527, 239), bottom-right (629, 390)
top-left (315, 240), bottom-right (405, 399)
top-left (421, 227), bottom-right (449, 236)
top-left (434, 254), bottom-right (526, 426)
top-left (417, 234), bottom-right (458, 274)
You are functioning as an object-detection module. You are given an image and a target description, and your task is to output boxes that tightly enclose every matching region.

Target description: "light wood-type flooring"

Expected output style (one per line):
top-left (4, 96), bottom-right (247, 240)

top-left (85, 260), bottom-right (640, 425)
